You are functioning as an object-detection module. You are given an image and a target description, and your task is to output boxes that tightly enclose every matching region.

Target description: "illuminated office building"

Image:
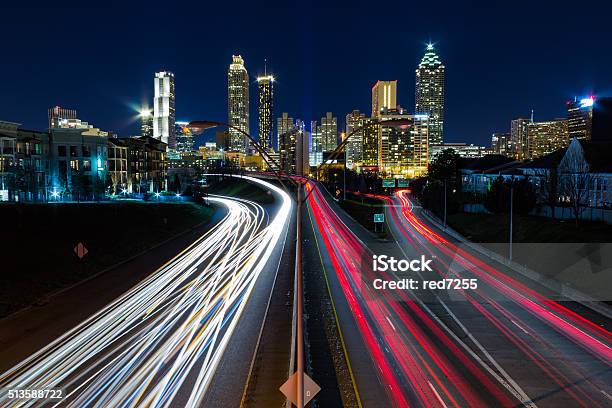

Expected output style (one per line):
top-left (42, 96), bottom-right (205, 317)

top-left (257, 71), bottom-right (274, 150)
top-left (510, 118), bottom-right (530, 160)
top-left (567, 96), bottom-right (594, 140)
top-left (361, 117), bottom-right (381, 172)
top-left (346, 109), bottom-right (365, 168)
top-left (153, 71), bottom-right (176, 149)
top-left (320, 112), bottom-right (337, 152)
top-left (310, 120), bottom-right (322, 167)
top-left (379, 110), bottom-right (428, 177)
top-left (277, 112), bottom-right (294, 151)
top-left (140, 107), bottom-right (153, 137)
top-left (175, 121), bottom-right (195, 153)
top-left (526, 119), bottom-right (569, 159)
top-left (491, 132), bottom-right (513, 156)
top-left (415, 44), bottom-right (445, 145)
top-left (227, 55), bottom-right (250, 152)
top-left (372, 80), bottom-right (397, 118)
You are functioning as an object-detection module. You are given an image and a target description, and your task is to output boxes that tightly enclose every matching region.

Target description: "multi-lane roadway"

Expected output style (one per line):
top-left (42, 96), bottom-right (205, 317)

top-left (305, 181), bottom-right (612, 408)
top-left (0, 176), bottom-right (292, 408)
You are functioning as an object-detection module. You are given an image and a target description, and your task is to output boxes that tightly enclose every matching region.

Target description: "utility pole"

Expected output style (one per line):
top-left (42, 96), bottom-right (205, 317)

top-left (443, 179), bottom-right (447, 230)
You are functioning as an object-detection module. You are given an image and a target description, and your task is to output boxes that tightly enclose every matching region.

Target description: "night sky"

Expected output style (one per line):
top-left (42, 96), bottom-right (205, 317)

top-left (1, 1), bottom-right (611, 147)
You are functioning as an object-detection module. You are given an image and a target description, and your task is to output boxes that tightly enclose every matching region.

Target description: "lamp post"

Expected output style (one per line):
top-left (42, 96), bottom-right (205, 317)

top-left (188, 118), bottom-right (414, 408)
top-left (509, 182), bottom-right (514, 261)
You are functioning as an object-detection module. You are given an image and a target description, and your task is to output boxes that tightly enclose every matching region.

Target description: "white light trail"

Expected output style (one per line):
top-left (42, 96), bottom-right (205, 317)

top-left (0, 176), bottom-right (292, 408)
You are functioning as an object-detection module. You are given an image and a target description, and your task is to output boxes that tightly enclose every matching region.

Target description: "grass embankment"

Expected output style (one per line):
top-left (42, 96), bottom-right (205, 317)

top-left (447, 212), bottom-right (612, 243)
top-left (0, 202), bottom-right (213, 317)
top-left (339, 193), bottom-right (388, 238)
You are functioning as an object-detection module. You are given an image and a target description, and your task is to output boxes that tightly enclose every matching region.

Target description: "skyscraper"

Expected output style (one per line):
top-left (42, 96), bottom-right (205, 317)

top-left (153, 71), bottom-right (176, 150)
top-left (310, 120), bottom-right (323, 167)
top-left (320, 112), bottom-right (338, 152)
top-left (277, 112), bottom-right (294, 150)
top-left (567, 96), bottom-right (594, 140)
top-left (257, 70), bottom-right (274, 151)
top-left (415, 43), bottom-right (445, 145)
top-left (510, 118), bottom-right (530, 160)
top-left (175, 121), bottom-right (195, 153)
top-left (140, 107), bottom-right (153, 137)
top-left (346, 109), bottom-right (365, 168)
top-left (371, 81), bottom-right (397, 118)
top-left (378, 109), bottom-right (429, 177)
top-left (526, 119), bottom-right (569, 159)
top-left (227, 55), bottom-right (250, 152)
top-left (361, 117), bottom-right (381, 172)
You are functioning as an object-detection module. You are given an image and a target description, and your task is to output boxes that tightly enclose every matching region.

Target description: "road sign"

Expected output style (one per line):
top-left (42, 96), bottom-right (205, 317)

top-left (74, 242), bottom-right (88, 259)
top-left (374, 213), bottom-right (385, 223)
top-left (382, 178), bottom-right (395, 188)
top-left (397, 178), bottom-right (410, 188)
top-left (280, 372), bottom-right (321, 406)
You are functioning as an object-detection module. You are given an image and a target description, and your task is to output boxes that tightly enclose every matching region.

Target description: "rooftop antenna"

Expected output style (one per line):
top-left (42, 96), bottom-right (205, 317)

top-left (264, 58), bottom-right (267, 76)
top-left (530, 109), bottom-right (534, 123)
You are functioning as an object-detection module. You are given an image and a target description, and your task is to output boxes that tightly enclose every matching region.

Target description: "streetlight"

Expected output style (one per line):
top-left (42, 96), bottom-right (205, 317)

top-left (188, 118), bottom-right (414, 408)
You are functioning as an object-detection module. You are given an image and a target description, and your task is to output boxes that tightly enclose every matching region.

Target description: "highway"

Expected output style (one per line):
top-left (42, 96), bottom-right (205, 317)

top-left (0, 176), bottom-right (292, 408)
top-left (305, 181), bottom-right (612, 408)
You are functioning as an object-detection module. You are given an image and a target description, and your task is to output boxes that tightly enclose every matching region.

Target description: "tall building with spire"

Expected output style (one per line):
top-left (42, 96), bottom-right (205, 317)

top-left (415, 43), bottom-right (445, 145)
top-left (228, 55), bottom-right (250, 152)
top-left (257, 62), bottom-right (274, 151)
top-left (153, 71), bottom-right (176, 149)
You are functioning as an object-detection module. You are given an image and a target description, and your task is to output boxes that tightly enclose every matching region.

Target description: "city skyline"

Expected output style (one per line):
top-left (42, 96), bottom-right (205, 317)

top-left (1, 3), bottom-right (611, 147)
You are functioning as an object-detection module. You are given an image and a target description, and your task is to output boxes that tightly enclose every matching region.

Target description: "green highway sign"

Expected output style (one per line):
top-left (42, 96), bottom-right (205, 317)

top-left (397, 179), bottom-right (410, 188)
top-left (382, 179), bottom-right (396, 188)
top-left (374, 213), bottom-right (385, 223)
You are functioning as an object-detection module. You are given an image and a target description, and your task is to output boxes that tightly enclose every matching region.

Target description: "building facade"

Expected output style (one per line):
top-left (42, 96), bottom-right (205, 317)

top-left (510, 118), bottom-right (530, 160)
top-left (346, 109), bottom-right (365, 168)
top-left (175, 121), bottom-right (194, 153)
top-left (48, 106), bottom-right (77, 128)
top-left (491, 132), bottom-right (512, 156)
top-left (320, 112), bottom-right (338, 152)
top-left (567, 96), bottom-right (594, 140)
top-left (378, 111), bottom-right (429, 177)
top-left (526, 119), bottom-right (569, 159)
top-left (227, 55), bottom-right (250, 152)
top-left (257, 73), bottom-right (274, 150)
top-left (371, 81), bottom-right (397, 118)
top-left (415, 44), bottom-right (445, 145)
top-left (153, 71), bottom-right (176, 149)
top-left (430, 143), bottom-right (487, 160)
top-left (361, 117), bottom-right (381, 172)
top-left (140, 108), bottom-right (153, 137)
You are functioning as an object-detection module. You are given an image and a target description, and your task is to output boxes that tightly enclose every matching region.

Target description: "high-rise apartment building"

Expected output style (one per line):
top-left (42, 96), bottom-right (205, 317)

top-left (48, 106), bottom-right (77, 128)
top-left (567, 96), bottom-right (594, 140)
top-left (510, 118), bottom-right (530, 160)
top-left (227, 55), bottom-right (250, 152)
top-left (257, 71), bottom-right (274, 150)
top-left (415, 44), bottom-right (445, 145)
top-left (320, 112), bottom-right (338, 152)
top-left (371, 81), bottom-right (397, 118)
top-left (279, 119), bottom-right (298, 174)
top-left (346, 109), bottom-right (365, 168)
top-left (526, 119), bottom-right (569, 159)
top-left (153, 71), bottom-right (176, 150)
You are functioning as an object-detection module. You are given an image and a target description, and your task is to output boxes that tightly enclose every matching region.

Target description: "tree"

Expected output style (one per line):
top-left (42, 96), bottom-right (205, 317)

top-left (533, 167), bottom-right (559, 219)
top-left (485, 177), bottom-right (536, 215)
top-left (558, 139), bottom-right (592, 226)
